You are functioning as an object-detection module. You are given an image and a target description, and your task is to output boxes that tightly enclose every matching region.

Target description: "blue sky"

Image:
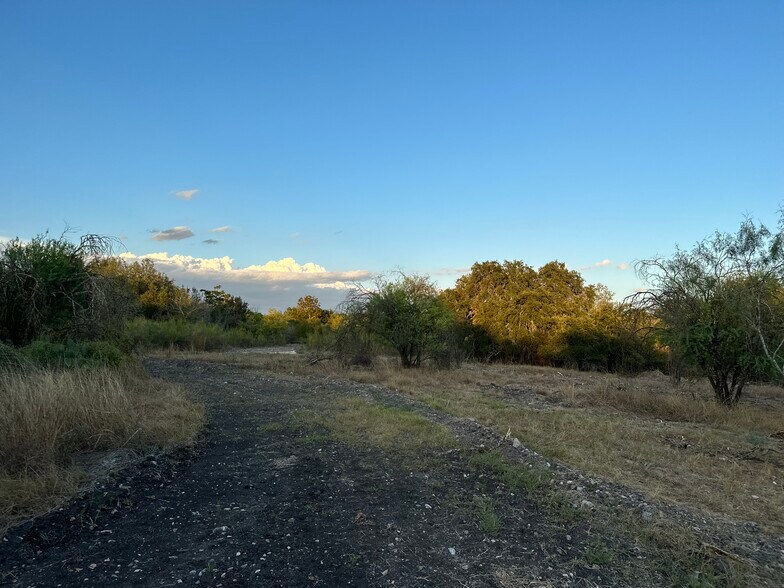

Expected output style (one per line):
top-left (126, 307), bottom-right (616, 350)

top-left (1, 1), bottom-right (782, 310)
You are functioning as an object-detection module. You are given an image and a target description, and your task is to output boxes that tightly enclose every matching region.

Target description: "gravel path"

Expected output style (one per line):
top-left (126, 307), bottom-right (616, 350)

top-left (0, 359), bottom-right (732, 587)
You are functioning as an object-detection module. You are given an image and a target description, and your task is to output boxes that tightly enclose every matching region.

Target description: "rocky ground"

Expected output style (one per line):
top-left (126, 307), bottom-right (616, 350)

top-left (1, 359), bottom-right (781, 587)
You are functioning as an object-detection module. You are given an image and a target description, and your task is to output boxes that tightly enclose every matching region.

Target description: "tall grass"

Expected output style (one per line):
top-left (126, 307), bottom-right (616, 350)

top-left (126, 317), bottom-right (271, 351)
top-left (20, 340), bottom-right (127, 369)
top-left (0, 366), bottom-right (204, 528)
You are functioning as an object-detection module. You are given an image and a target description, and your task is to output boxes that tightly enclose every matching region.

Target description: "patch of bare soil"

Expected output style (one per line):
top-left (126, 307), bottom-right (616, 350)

top-left (1, 359), bottom-right (780, 586)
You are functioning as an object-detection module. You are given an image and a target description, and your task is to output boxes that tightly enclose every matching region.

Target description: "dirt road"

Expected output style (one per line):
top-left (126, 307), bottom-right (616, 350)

top-left (0, 360), bottom-right (723, 586)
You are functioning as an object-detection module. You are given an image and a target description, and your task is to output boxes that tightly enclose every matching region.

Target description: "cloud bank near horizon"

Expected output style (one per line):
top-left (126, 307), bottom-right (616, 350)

top-left (118, 251), bottom-right (372, 310)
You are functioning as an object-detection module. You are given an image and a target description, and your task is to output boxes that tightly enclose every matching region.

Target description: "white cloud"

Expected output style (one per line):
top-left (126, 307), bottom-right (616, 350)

top-left (118, 251), bottom-right (371, 309)
top-left (617, 262), bottom-right (630, 271)
top-left (209, 226), bottom-right (232, 233)
top-left (246, 258), bottom-right (327, 273)
top-left (173, 189), bottom-right (199, 200)
top-left (151, 226), bottom-right (195, 241)
top-left (578, 259), bottom-right (613, 271)
top-left (431, 267), bottom-right (471, 276)
top-left (313, 281), bottom-right (351, 290)
top-left (121, 251), bottom-right (232, 271)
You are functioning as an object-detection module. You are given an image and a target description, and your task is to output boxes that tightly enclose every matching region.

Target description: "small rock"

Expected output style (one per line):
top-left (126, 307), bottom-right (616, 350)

top-left (448, 547), bottom-right (456, 556)
top-left (641, 509), bottom-right (655, 522)
top-left (512, 438), bottom-right (522, 448)
top-left (579, 499), bottom-right (595, 511)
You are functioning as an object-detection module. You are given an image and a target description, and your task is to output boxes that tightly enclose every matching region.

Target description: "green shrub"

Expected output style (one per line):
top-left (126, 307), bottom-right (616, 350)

top-left (306, 325), bottom-right (338, 354)
top-left (341, 273), bottom-right (463, 368)
top-left (243, 311), bottom-right (309, 344)
top-left (126, 318), bottom-right (271, 351)
top-left (473, 496), bottom-right (501, 533)
top-left (0, 342), bottom-right (32, 373)
top-left (548, 323), bottom-right (666, 374)
top-left (582, 539), bottom-right (615, 567)
top-left (634, 212), bottom-right (784, 405)
top-left (0, 234), bottom-right (129, 346)
top-left (332, 319), bottom-right (388, 367)
top-left (21, 340), bottom-right (127, 369)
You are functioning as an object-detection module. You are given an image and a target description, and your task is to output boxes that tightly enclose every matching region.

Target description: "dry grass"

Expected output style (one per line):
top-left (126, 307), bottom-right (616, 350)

top-left (184, 350), bottom-right (784, 535)
top-left (0, 367), bottom-right (204, 529)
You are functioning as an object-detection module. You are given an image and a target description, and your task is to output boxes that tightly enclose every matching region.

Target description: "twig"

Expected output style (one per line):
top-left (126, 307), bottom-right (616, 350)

top-left (497, 427), bottom-right (511, 447)
top-left (702, 543), bottom-right (750, 565)
top-left (308, 355), bottom-right (335, 365)
top-left (121, 428), bottom-right (141, 448)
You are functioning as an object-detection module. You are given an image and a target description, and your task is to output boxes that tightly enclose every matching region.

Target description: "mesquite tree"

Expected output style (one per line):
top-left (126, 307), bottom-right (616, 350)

top-left (631, 213), bottom-right (784, 405)
top-left (341, 273), bottom-right (461, 368)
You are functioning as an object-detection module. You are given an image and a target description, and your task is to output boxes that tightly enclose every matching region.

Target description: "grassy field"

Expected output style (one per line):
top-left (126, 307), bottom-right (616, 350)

top-left (178, 350), bottom-right (784, 536)
top-left (0, 366), bottom-right (204, 530)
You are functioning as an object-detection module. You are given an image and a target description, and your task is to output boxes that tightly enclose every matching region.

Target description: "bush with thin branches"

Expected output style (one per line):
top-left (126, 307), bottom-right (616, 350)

top-left (0, 233), bottom-right (129, 346)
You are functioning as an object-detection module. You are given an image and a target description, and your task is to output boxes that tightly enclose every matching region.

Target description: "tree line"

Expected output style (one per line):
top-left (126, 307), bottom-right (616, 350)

top-left (333, 264), bottom-right (661, 373)
top-left (2, 209), bottom-right (784, 406)
top-left (332, 211), bottom-right (784, 406)
top-left (0, 234), bottom-right (338, 360)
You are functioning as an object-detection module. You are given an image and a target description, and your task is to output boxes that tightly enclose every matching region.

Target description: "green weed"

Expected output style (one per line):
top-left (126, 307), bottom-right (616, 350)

top-left (473, 495), bottom-right (501, 534)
